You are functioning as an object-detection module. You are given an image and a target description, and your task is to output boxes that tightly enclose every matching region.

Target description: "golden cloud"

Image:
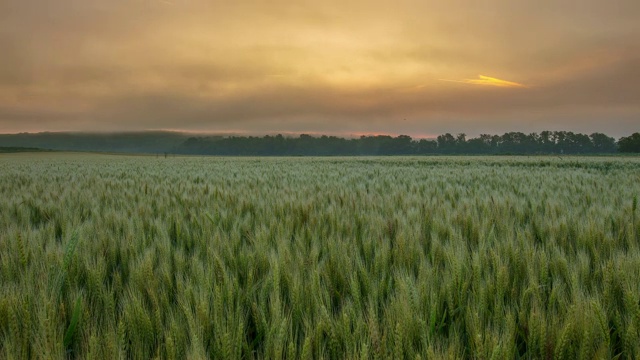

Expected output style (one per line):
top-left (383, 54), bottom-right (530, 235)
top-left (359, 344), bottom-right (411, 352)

top-left (440, 75), bottom-right (527, 88)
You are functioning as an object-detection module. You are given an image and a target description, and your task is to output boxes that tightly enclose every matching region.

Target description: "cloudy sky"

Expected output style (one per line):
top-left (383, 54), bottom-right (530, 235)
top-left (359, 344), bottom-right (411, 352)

top-left (0, 0), bottom-right (638, 137)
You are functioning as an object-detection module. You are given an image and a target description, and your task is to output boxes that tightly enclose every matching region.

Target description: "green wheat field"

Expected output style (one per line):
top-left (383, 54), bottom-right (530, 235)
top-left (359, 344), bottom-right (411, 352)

top-left (1, 153), bottom-right (639, 359)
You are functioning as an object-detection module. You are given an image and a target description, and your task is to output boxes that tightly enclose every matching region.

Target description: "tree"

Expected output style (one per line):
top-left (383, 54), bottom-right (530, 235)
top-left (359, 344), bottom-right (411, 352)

top-left (539, 131), bottom-right (554, 153)
top-left (567, 132), bottom-right (592, 153)
top-left (499, 132), bottom-right (529, 153)
top-left (416, 139), bottom-right (437, 153)
top-left (391, 135), bottom-right (414, 154)
top-left (437, 133), bottom-right (456, 152)
top-left (618, 133), bottom-right (640, 153)
top-left (590, 133), bottom-right (616, 153)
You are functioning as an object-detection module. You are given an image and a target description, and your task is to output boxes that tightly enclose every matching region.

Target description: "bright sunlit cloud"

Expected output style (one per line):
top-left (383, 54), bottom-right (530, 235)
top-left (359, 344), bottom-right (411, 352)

top-left (439, 75), bottom-right (528, 88)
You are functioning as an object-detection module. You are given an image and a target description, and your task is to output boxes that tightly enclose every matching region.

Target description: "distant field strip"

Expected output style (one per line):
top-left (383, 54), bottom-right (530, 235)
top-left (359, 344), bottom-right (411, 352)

top-left (1, 154), bottom-right (639, 359)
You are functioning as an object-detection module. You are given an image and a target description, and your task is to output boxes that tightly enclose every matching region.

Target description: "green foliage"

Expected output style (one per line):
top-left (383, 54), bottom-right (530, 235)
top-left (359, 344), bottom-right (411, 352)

top-left (1, 153), bottom-right (639, 358)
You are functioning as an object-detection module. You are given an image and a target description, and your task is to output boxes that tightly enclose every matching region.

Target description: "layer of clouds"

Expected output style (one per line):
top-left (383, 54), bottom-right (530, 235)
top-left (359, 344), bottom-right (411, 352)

top-left (0, 0), bottom-right (639, 136)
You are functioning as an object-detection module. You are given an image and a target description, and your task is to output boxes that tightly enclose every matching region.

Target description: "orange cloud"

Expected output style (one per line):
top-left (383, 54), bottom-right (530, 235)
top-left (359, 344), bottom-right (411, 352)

top-left (440, 75), bottom-right (527, 88)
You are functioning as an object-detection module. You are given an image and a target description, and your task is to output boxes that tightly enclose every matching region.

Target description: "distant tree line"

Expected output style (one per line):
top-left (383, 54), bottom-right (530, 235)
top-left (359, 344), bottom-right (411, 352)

top-left (177, 131), bottom-right (640, 155)
top-left (0, 132), bottom-right (192, 153)
top-left (0, 147), bottom-right (54, 153)
top-left (1, 131), bottom-right (639, 155)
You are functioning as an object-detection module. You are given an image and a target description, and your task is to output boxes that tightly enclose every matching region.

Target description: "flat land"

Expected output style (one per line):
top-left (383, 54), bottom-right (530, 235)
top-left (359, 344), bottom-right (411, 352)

top-left (1, 153), bottom-right (639, 359)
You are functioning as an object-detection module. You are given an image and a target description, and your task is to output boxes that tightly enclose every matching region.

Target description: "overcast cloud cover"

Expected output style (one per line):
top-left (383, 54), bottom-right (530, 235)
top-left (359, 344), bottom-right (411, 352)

top-left (0, 0), bottom-right (638, 137)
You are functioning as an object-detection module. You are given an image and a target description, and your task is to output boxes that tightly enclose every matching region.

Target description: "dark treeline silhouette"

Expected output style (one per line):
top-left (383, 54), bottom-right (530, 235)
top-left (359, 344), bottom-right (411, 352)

top-left (177, 131), bottom-right (635, 155)
top-left (0, 132), bottom-right (193, 153)
top-left (1, 131), bottom-right (638, 155)
top-left (0, 147), bottom-right (54, 153)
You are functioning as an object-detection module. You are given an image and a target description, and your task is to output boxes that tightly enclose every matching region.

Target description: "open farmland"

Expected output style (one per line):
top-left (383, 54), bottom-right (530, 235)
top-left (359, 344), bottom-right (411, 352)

top-left (1, 154), bottom-right (639, 359)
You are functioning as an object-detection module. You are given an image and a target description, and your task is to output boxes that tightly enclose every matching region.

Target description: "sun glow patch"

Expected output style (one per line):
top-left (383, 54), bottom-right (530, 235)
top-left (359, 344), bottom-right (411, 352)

top-left (439, 75), bottom-right (527, 88)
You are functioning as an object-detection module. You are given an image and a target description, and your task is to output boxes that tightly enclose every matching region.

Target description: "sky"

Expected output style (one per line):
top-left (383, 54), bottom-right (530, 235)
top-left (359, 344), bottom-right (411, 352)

top-left (0, 0), bottom-right (638, 138)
